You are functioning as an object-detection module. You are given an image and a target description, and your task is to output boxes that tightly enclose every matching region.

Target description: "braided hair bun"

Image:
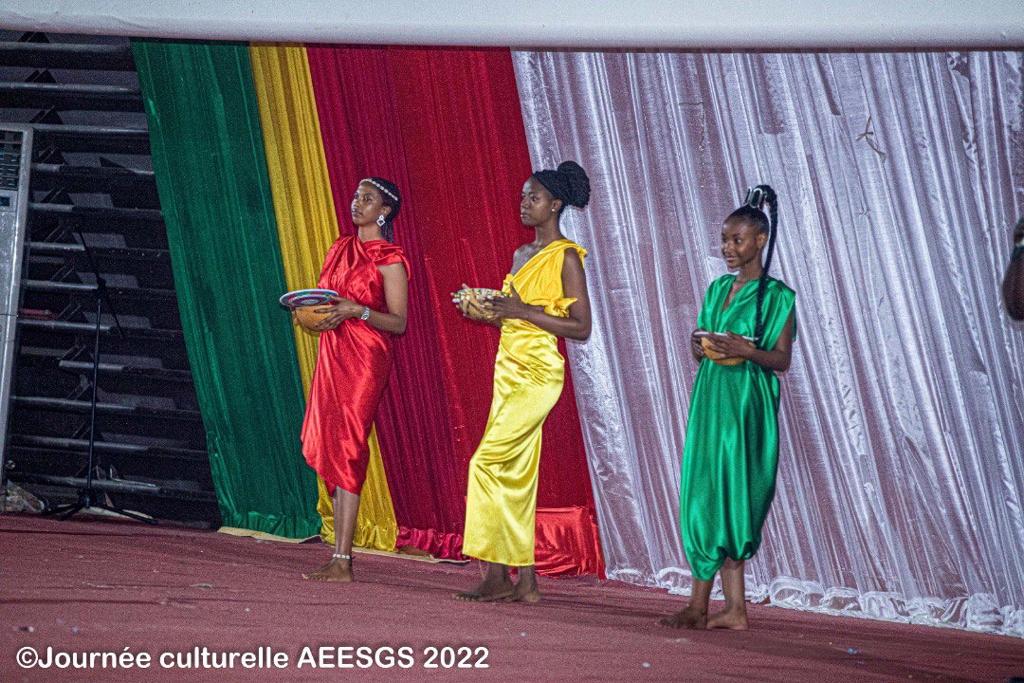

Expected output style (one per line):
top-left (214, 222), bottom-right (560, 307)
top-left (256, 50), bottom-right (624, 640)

top-left (533, 160), bottom-right (591, 211)
top-left (556, 161), bottom-right (590, 208)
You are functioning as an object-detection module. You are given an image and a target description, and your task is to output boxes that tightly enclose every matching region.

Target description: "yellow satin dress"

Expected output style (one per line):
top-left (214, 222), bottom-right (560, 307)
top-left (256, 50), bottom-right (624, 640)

top-left (462, 238), bottom-right (587, 566)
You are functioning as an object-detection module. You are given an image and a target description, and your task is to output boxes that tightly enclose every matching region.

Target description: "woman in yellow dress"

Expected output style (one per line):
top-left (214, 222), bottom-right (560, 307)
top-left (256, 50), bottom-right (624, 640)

top-left (456, 161), bottom-right (593, 604)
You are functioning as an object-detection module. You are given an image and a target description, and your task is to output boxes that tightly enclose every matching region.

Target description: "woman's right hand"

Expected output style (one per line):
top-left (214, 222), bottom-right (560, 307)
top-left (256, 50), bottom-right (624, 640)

top-left (313, 296), bottom-right (361, 331)
top-left (691, 329), bottom-right (706, 360)
top-left (292, 296), bottom-right (360, 332)
top-left (292, 307), bottom-right (335, 333)
top-left (311, 306), bottom-right (343, 331)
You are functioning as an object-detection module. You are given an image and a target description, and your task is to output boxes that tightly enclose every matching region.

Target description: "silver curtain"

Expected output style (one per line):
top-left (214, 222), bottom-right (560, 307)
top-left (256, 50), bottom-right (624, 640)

top-left (513, 50), bottom-right (1024, 637)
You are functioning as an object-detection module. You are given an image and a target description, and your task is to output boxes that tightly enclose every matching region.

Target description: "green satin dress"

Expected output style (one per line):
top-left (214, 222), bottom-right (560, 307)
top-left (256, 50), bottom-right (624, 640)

top-left (680, 274), bottom-right (796, 581)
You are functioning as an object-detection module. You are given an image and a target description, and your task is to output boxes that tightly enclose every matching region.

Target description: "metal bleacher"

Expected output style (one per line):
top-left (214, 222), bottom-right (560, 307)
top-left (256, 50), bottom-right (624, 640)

top-left (0, 32), bottom-right (220, 525)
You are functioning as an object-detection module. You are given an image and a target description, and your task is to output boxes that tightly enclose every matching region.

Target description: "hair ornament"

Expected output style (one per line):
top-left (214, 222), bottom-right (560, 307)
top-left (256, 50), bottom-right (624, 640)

top-left (361, 177), bottom-right (399, 202)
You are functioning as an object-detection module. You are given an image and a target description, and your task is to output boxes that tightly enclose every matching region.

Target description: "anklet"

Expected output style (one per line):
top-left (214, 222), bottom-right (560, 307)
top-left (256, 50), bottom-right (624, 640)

top-left (332, 552), bottom-right (352, 561)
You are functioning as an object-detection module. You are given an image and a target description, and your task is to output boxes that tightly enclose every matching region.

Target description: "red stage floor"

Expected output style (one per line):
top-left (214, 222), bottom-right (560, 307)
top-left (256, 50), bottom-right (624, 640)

top-left (1, 514), bottom-right (1022, 681)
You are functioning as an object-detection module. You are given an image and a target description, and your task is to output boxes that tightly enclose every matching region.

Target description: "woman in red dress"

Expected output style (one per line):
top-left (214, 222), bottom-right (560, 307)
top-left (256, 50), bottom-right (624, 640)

top-left (299, 177), bottom-right (410, 582)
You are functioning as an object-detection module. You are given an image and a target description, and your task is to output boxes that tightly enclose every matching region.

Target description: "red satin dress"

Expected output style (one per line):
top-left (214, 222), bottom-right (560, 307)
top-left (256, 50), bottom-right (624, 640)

top-left (301, 235), bottom-right (410, 495)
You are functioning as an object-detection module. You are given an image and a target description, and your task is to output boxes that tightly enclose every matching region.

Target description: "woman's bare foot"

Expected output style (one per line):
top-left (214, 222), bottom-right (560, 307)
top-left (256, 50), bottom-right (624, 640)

top-left (455, 576), bottom-right (514, 602)
top-left (303, 557), bottom-right (353, 582)
top-left (509, 576), bottom-right (541, 604)
top-left (706, 605), bottom-right (748, 630)
top-left (659, 605), bottom-right (708, 629)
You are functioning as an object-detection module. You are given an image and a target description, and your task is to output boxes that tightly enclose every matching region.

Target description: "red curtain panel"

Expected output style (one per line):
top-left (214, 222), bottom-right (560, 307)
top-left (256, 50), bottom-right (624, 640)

top-left (307, 45), bottom-right (465, 557)
top-left (307, 45), bottom-right (598, 572)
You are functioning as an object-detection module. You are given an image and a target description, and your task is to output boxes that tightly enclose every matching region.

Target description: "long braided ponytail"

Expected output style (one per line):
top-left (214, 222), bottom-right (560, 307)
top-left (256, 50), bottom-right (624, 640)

top-left (745, 185), bottom-right (779, 344)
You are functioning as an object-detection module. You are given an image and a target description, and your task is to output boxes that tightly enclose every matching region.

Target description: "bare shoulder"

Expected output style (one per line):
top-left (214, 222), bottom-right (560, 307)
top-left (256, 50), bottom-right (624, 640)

top-left (514, 243), bottom-right (535, 259)
top-left (511, 243), bottom-right (537, 272)
top-left (378, 261), bottom-right (409, 280)
top-left (561, 247), bottom-right (585, 278)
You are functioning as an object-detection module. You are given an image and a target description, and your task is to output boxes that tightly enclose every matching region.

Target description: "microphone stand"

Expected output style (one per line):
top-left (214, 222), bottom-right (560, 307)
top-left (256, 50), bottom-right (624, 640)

top-left (44, 226), bottom-right (155, 524)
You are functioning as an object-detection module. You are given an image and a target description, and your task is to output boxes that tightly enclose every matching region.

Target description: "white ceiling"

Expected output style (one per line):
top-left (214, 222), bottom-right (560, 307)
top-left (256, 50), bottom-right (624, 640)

top-left (1, 0), bottom-right (1022, 49)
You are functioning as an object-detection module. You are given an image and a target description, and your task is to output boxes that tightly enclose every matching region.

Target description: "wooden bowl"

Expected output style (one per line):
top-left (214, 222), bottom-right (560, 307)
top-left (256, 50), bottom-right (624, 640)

top-left (293, 306), bottom-right (334, 332)
top-left (700, 336), bottom-right (752, 366)
top-left (452, 287), bottom-right (505, 323)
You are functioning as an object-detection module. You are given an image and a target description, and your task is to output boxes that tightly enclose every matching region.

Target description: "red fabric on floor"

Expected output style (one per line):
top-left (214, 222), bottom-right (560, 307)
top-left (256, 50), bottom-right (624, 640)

top-left (535, 506), bottom-right (604, 577)
top-left (3, 516), bottom-right (1022, 682)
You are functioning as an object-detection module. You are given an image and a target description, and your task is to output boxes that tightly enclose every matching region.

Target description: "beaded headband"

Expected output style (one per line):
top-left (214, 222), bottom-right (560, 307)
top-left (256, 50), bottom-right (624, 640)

top-left (360, 178), bottom-right (399, 202)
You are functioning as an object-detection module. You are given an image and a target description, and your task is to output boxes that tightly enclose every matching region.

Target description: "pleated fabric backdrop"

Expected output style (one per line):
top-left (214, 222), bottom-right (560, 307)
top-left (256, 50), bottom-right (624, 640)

top-left (512, 49), bottom-right (1024, 636)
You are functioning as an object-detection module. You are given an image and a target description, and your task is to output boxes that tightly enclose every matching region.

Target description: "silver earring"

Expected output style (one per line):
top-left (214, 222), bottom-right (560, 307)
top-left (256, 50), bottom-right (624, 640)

top-left (376, 214), bottom-right (386, 228)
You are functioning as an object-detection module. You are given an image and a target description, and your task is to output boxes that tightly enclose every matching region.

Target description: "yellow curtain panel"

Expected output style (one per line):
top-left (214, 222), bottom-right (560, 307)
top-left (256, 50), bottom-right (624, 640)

top-left (249, 44), bottom-right (398, 551)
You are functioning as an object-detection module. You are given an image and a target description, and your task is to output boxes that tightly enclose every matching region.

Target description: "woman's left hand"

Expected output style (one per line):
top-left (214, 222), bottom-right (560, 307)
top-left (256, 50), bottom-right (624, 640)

top-left (482, 283), bottom-right (535, 321)
top-left (706, 331), bottom-right (756, 359)
top-left (313, 295), bottom-right (364, 330)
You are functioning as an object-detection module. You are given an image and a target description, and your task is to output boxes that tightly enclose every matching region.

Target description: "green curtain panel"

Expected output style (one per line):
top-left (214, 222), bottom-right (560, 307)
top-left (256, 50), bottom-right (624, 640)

top-left (132, 40), bottom-right (319, 538)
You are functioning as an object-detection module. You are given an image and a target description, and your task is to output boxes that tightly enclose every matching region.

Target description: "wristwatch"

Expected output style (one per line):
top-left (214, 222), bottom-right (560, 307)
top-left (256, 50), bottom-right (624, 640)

top-left (359, 306), bottom-right (371, 321)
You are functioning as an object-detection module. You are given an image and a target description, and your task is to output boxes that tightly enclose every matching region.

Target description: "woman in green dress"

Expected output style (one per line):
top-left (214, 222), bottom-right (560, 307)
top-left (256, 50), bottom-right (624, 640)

top-left (662, 185), bottom-right (797, 630)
